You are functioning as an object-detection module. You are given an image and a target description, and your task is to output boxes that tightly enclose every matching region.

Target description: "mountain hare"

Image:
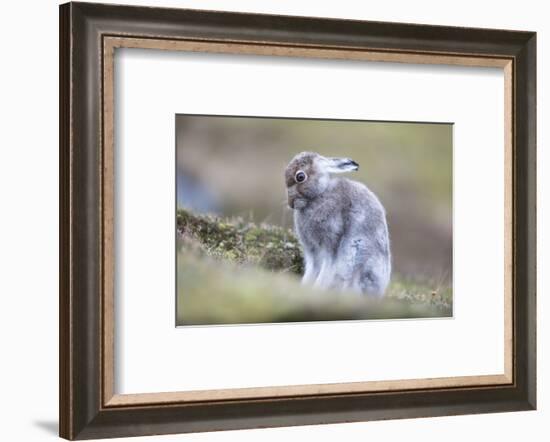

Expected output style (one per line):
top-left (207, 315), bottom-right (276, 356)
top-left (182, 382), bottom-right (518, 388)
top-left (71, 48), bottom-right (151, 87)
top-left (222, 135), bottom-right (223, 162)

top-left (285, 152), bottom-right (391, 296)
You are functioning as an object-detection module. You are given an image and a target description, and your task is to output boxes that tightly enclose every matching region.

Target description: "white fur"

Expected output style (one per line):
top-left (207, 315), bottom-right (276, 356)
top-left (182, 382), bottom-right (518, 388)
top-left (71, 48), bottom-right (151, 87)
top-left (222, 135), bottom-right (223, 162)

top-left (287, 152), bottom-right (391, 297)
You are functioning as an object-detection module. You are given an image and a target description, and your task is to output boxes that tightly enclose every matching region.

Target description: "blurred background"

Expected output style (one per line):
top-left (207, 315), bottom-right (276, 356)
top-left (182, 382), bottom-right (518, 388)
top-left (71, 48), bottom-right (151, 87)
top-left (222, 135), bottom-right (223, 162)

top-left (177, 114), bottom-right (452, 285)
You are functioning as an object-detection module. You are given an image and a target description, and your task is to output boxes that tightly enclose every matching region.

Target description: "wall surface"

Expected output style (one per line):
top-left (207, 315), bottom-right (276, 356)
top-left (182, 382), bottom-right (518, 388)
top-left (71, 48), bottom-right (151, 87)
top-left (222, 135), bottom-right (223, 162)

top-left (0, 0), bottom-right (546, 440)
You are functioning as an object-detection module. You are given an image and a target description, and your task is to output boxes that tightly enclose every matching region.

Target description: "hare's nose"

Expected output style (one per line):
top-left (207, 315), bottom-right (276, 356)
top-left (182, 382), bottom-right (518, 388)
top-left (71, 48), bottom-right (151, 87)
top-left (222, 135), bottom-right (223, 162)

top-left (288, 195), bottom-right (295, 209)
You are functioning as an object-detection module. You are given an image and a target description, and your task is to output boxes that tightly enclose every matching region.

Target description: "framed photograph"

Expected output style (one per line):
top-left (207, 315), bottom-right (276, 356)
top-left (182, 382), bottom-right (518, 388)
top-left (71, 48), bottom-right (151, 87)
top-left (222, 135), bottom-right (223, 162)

top-left (176, 115), bottom-right (453, 326)
top-left (59, 2), bottom-right (536, 440)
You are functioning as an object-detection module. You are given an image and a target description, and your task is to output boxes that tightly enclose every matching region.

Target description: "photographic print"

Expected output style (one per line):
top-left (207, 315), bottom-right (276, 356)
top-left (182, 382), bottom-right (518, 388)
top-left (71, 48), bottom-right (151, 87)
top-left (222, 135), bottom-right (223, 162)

top-left (176, 115), bottom-right (452, 325)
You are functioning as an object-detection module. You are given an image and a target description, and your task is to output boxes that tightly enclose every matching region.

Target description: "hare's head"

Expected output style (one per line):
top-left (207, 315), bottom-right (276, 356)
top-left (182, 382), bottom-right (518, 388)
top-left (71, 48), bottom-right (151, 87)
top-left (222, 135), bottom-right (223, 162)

top-left (285, 151), bottom-right (359, 209)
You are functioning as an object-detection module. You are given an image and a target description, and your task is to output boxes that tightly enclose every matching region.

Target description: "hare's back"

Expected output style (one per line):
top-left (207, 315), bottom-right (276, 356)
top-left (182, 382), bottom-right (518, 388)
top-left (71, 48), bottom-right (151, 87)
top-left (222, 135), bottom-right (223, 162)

top-left (343, 179), bottom-right (391, 294)
top-left (338, 179), bottom-right (386, 222)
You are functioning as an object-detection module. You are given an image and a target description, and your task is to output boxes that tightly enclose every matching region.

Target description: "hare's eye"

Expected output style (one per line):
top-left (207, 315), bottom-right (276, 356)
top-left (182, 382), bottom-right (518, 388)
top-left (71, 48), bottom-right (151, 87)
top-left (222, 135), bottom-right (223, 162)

top-left (295, 171), bottom-right (307, 183)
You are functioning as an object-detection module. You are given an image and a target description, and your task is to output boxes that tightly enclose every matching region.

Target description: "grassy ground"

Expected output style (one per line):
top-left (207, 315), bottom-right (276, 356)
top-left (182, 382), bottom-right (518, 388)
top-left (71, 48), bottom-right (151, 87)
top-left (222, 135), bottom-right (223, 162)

top-left (177, 209), bottom-right (452, 325)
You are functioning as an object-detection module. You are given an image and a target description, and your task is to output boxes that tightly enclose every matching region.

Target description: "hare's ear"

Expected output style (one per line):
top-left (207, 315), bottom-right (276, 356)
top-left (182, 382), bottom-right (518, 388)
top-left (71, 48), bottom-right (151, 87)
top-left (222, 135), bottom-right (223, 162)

top-left (321, 156), bottom-right (359, 173)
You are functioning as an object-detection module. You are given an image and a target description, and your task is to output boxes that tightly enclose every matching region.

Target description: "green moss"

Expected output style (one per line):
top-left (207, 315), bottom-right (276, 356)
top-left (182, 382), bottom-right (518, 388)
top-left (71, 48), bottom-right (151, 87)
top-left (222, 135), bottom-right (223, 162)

top-left (177, 208), bottom-right (304, 274)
